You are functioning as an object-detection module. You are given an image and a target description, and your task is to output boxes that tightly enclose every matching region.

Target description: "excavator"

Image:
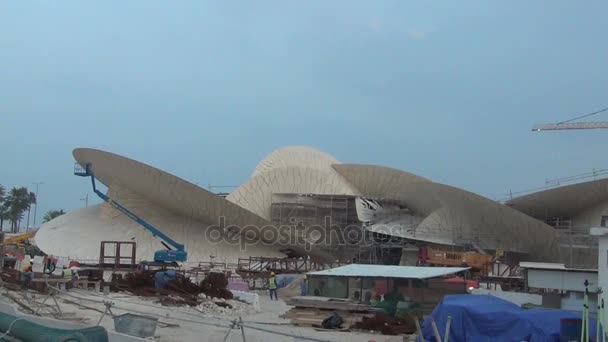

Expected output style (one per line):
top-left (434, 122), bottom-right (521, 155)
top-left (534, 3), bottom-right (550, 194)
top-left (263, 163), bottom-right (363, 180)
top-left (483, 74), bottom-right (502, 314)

top-left (74, 163), bottom-right (188, 264)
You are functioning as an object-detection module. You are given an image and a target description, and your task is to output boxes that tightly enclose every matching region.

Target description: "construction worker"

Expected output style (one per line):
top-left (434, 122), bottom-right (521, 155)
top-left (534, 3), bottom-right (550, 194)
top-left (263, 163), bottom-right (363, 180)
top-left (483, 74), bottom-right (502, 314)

top-left (269, 272), bottom-right (278, 300)
top-left (22, 261), bottom-right (33, 289)
top-left (62, 266), bottom-right (76, 291)
top-left (44, 256), bottom-right (56, 274)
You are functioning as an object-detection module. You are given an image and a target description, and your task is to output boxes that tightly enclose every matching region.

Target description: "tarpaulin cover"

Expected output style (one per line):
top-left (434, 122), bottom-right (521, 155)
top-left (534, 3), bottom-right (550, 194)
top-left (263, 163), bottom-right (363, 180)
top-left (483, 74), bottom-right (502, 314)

top-left (0, 311), bottom-right (108, 342)
top-left (421, 295), bottom-right (596, 342)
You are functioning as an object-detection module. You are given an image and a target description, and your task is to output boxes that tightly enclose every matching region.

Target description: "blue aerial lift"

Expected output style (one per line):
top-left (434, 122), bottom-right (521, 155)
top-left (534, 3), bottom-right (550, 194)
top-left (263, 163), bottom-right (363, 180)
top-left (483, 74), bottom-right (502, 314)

top-left (74, 163), bottom-right (188, 263)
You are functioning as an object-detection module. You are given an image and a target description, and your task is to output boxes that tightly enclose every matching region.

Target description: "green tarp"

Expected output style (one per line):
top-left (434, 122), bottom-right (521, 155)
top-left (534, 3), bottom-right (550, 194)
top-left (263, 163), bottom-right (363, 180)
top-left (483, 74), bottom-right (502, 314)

top-left (0, 311), bottom-right (108, 342)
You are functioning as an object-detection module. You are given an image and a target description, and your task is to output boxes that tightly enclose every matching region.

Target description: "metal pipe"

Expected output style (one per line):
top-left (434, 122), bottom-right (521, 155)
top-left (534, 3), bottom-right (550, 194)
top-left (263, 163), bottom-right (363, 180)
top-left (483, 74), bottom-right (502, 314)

top-left (239, 317), bottom-right (247, 342)
top-left (431, 320), bottom-right (442, 342)
top-left (444, 316), bottom-right (452, 342)
top-left (32, 182), bottom-right (43, 228)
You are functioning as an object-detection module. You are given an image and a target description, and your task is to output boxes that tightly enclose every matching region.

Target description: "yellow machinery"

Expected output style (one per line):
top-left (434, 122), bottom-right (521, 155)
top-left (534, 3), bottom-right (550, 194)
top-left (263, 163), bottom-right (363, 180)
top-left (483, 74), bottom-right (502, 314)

top-left (3, 231), bottom-right (35, 245)
top-left (419, 246), bottom-right (495, 273)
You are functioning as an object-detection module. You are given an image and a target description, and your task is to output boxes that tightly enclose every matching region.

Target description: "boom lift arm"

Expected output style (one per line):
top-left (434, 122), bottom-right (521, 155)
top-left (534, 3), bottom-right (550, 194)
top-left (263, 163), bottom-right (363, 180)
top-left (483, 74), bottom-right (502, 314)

top-left (74, 163), bottom-right (187, 263)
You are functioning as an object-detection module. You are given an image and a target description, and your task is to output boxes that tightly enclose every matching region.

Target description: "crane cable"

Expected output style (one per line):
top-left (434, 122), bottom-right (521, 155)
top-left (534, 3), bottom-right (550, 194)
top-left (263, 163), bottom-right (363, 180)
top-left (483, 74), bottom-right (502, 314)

top-left (557, 106), bottom-right (608, 124)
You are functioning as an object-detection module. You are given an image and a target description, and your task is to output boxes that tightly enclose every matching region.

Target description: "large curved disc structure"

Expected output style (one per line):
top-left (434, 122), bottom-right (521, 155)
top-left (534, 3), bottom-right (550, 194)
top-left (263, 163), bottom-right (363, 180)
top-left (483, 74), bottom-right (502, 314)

top-left (35, 201), bottom-right (287, 263)
top-left (252, 146), bottom-right (341, 177)
top-left (228, 166), bottom-right (358, 221)
top-left (73, 148), bottom-right (271, 229)
top-left (36, 148), bottom-right (293, 262)
top-left (506, 178), bottom-right (608, 219)
top-left (37, 148), bottom-right (336, 262)
top-left (332, 164), bottom-right (430, 195)
top-left (36, 145), bottom-right (598, 267)
top-left (333, 164), bottom-right (562, 262)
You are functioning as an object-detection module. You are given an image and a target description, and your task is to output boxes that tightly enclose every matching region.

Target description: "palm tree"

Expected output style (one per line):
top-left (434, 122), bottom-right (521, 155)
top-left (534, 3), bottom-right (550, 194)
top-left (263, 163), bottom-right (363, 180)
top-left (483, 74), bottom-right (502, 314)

top-left (43, 209), bottom-right (66, 223)
top-left (25, 192), bottom-right (36, 231)
top-left (0, 184), bottom-right (6, 231)
top-left (5, 187), bottom-right (31, 233)
top-left (0, 204), bottom-right (9, 231)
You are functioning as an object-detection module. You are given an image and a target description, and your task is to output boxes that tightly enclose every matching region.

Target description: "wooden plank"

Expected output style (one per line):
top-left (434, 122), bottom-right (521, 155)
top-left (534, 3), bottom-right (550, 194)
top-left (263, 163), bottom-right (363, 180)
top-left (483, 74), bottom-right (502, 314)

top-left (32, 278), bottom-right (70, 283)
top-left (288, 309), bottom-right (371, 330)
top-left (287, 299), bottom-right (376, 312)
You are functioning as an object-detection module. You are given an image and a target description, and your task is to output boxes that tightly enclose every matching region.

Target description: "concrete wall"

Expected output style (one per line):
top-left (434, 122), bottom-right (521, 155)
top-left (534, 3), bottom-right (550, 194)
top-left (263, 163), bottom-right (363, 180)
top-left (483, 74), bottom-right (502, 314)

top-left (527, 269), bottom-right (598, 293)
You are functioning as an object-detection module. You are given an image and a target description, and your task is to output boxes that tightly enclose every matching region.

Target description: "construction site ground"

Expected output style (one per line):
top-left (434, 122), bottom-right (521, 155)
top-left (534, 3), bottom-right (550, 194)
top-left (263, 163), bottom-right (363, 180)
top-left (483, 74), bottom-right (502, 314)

top-left (1, 287), bottom-right (415, 342)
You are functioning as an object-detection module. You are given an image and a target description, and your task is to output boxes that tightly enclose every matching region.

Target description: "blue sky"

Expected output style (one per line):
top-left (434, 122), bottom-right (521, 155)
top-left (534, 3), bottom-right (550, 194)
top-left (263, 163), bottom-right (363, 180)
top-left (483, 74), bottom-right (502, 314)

top-left (1, 1), bottom-right (607, 222)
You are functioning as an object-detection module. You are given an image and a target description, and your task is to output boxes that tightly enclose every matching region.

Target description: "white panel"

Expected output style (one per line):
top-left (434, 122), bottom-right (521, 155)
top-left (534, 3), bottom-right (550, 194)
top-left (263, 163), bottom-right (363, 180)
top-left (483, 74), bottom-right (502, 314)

top-left (309, 264), bottom-right (469, 279)
top-left (527, 269), bottom-right (598, 292)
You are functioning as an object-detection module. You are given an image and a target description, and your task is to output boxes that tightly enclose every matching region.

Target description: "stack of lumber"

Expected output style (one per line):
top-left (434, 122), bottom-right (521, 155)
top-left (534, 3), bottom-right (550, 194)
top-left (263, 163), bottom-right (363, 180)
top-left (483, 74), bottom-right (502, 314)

top-left (286, 296), bottom-right (377, 311)
top-left (284, 296), bottom-right (377, 329)
top-left (283, 307), bottom-right (374, 329)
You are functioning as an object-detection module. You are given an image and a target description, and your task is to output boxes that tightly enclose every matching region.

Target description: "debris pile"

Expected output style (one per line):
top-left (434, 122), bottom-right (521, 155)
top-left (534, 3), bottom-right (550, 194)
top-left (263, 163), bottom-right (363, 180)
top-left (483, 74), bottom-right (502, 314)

top-left (168, 275), bottom-right (200, 294)
top-left (196, 297), bottom-right (252, 317)
top-left (353, 313), bottom-right (416, 335)
top-left (200, 271), bottom-right (233, 300)
top-left (110, 269), bottom-right (235, 308)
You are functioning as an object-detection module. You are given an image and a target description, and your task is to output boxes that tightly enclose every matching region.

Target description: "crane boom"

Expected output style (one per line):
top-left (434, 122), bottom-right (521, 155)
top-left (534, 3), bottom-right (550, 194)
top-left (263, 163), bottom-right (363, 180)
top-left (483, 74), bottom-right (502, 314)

top-left (532, 121), bottom-right (608, 131)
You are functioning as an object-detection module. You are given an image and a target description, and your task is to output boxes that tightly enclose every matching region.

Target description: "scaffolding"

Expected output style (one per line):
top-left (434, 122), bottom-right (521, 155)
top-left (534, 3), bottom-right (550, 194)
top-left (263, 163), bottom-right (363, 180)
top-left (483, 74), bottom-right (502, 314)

top-left (235, 256), bottom-right (344, 290)
top-left (270, 193), bottom-right (412, 265)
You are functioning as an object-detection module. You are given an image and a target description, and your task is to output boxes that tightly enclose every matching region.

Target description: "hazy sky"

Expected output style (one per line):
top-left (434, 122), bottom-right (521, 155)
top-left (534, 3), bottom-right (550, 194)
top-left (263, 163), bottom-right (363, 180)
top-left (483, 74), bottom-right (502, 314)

top-left (1, 1), bottom-right (607, 223)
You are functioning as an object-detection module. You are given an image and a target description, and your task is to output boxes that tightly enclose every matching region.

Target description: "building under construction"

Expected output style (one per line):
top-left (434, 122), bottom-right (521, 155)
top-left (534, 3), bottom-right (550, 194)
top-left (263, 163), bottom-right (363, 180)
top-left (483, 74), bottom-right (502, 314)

top-left (35, 146), bottom-right (601, 270)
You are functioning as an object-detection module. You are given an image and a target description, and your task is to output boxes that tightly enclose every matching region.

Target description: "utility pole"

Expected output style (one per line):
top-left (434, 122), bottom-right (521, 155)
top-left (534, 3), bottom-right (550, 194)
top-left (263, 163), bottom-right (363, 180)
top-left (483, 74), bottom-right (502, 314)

top-left (80, 193), bottom-right (89, 207)
top-left (32, 181), bottom-right (44, 228)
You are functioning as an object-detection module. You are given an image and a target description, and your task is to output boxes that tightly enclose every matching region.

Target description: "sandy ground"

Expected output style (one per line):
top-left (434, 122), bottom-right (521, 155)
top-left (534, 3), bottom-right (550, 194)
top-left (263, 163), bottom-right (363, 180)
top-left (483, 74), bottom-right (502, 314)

top-left (6, 288), bottom-right (415, 342)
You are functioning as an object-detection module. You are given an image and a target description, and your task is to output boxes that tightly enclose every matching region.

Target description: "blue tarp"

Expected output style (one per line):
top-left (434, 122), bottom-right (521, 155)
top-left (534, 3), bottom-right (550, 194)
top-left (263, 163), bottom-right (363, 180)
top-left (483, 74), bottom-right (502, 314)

top-left (421, 295), bottom-right (596, 342)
